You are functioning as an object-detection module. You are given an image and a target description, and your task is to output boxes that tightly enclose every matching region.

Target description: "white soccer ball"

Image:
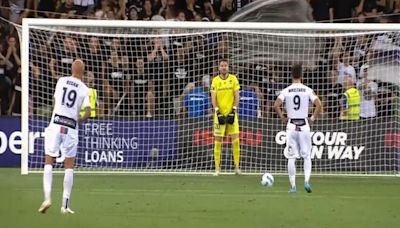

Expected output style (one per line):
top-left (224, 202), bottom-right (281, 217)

top-left (261, 173), bottom-right (274, 187)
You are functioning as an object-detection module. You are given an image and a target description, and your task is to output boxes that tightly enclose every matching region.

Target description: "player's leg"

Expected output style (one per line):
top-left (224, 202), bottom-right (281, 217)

top-left (213, 114), bottom-right (225, 176)
top-left (39, 127), bottom-right (61, 213)
top-left (286, 130), bottom-right (299, 192)
top-left (60, 131), bottom-right (78, 214)
top-left (228, 115), bottom-right (240, 174)
top-left (38, 155), bottom-right (55, 213)
top-left (61, 156), bottom-right (75, 214)
top-left (299, 130), bottom-right (312, 193)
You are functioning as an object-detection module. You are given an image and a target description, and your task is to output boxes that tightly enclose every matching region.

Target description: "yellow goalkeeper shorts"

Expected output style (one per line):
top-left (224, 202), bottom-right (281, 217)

top-left (213, 112), bottom-right (240, 137)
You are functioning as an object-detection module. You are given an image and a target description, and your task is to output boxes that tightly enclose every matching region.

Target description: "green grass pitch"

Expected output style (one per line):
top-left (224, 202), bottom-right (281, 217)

top-left (1, 168), bottom-right (399, 228)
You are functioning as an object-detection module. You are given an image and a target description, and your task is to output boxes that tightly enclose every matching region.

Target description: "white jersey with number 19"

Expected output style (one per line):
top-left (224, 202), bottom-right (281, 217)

top-left (50, 76), bottom-right (90, 128)
top-left (277, 83), bottom-right (317, 119)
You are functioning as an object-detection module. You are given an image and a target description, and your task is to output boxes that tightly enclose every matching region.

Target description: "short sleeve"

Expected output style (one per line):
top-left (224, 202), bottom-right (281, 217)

top-left (53, 78), bottom-right (62, 99)
top-left (277, 90), bottom-right (285, 102)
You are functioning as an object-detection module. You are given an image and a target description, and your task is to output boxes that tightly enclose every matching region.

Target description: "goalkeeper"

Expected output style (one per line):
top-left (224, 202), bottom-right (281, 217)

top-left (211, 59), bottom-right (241, 176)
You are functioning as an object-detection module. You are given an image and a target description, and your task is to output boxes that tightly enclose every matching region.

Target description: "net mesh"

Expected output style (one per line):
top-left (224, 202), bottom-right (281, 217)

top-left (22, 23), bottom-right (400, 174)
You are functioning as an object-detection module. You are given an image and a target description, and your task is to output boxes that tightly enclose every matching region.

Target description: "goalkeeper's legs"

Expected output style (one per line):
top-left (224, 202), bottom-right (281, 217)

top-left (231, 134), bottom-right (241, 175)
top-left (61, 157), bottom-right (75, 214)
top-left (214, 137), bottom-right (222, 176)
top-left (39, 155), bottom-right (54, 213)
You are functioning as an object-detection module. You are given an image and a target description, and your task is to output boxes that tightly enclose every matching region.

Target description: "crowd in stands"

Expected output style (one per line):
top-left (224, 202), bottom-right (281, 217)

top-left (0, 0), bottom-right (399, 119)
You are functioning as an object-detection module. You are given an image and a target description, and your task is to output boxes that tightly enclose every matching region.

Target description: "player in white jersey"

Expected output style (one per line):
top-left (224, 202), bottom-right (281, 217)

top-left (38, 59), bottom-right (91, 214)
top-left (274, 64), bottom-right (322, 193)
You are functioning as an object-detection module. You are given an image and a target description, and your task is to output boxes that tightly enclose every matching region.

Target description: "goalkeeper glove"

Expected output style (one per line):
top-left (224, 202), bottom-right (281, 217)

top-left (215, 107), bottom-right (226, 125)
top-left (226, 106), bottom-right (237, 124)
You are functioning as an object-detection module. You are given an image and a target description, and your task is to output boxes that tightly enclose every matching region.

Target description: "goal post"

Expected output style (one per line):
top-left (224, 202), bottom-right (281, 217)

top-left (20, 18), bottom-right (400, 175)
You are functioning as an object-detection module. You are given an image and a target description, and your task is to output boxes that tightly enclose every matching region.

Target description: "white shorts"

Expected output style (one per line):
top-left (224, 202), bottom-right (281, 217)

top-left (284, 119), bottom-right (312, 159)
top-left (44, 124), bottom-right (78, 158)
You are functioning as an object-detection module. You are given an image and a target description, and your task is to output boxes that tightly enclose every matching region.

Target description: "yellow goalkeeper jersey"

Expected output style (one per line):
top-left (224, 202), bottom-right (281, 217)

top-left (211, 74), bottom-right (240, 115)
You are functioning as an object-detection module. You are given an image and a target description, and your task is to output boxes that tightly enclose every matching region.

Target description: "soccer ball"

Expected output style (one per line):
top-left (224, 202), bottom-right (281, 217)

top-left (261, 173), bottom-right (274, 187)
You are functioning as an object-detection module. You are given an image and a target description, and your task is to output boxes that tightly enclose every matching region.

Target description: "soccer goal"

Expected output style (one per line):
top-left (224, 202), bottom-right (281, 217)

top-left (20, 19), bottom-right (400, 175)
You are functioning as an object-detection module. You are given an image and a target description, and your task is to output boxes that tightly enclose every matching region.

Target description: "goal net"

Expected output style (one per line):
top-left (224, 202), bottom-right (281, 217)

top-left (20, 19), bottom-right (400, 175)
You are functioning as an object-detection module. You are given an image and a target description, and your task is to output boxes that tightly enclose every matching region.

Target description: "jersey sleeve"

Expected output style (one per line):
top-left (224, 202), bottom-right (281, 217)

top-left (53, 78), bottom-right (62, 99)
top-left (277, 89), bottom-right (285, 102)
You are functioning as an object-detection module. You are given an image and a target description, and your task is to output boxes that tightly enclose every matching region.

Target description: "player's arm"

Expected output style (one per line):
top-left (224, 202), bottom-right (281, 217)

top-left (274, 97), bottom-right (287, 123)
top-left (310, 96), bottom-right (323, 122)
top-left (211, 91), bottom-right (218, 110)
top-left (234, 89), bottom-right (239, 108)
top-left (79, 92), bottom-right (91, 122)
top-left (211, 79), bottom-right (218, 111)
top-left (80, 106), bottom-right (91, 122)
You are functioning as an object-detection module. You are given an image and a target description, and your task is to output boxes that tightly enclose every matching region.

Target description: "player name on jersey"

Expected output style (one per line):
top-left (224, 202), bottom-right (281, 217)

top-left (288, 88), bottom-right (306, 92)
top-left (66, 80), bottom-right (79, 88)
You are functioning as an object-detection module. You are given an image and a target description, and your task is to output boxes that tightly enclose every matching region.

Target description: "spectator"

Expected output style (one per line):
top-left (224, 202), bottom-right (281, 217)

top-left (265, 65), bottom-right (287, 118)
top-left (309, 0), bottom-right (333, 22)
top-left (340, 77), bottom-right (361, 120)
top-left (329, 0), bottom-right (359, 23)
top-left (94, 0), bottom-right (112, 19)
top-left (160, 0), bottom-right (178, 20)
top-left (82, 36), bottom-right (106, 116)
top-left (183, 75), bottom-right (211, 118)
top-left (377, 88), bottom-right (396, 117)
top-left (357, 65), bottom-right (378, 118)
top-left (203, 0), bottom-right (216, 21)
top-left (168, 41), bottom-right (194, 116)
top-left (49, 35), bottom-right (80, 79)
top-left (217, 0), bottom-right (236, 21)
top-left (127, 0), bottom-right (144, 11)
top-left (0, 49), bottom-right (13, 115)
top-left (37, 0), bottom-right (58, 18)
top-left (8, 0), bottom-right (24, 24)
top-left (126, 5), bottom-right (141, 20)
top-left (73, 0), bottom-right (95, 16)
top-left (334, 51), bottom-right (356, 87)
top-left (239, 86), bottom-right (259, 118)
top-left (326, 83), bottom-right (343, 119)
top-left (6, 65), bottom-right (20, 115)
top-left (104, 37), bottom-right (129, 116)
top-left (57, 0), bottom-right (76, 15)
top-left (176, 10), bottom-right (187, 21)
top-left (4, 36), bottom-right (20, 81)
top-left (131, 57), bottom-right (155, 117)
top-left (31, 42), bottom-right (54, 116)
top-left (356, 0), bottom-right (385, 17)
top-left (147, 36), bottom-right (169, 116)
top-left (142, 0), bottom-right (154, 20)
top-left (182, 0), bottom-right (197, 21)
top-left (352, 35), bottom-right (371, 70)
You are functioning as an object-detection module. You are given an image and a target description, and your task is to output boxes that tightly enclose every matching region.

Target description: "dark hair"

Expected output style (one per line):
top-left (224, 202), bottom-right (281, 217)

top-left (291, 63), bottom-right (302, 79)
top-left (219, 58), bottom-right (229, 64)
